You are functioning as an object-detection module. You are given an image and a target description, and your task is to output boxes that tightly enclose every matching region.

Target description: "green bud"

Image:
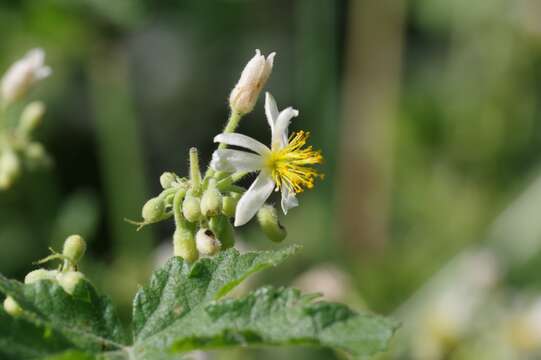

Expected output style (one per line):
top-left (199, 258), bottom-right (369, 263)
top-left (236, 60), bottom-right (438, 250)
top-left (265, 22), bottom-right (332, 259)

top-left (3, 296), bottom-right (22, 317)
top-left (257, 205), bottom-right (287, 243)
top-left (0, 150), bottom-right (20, 188)
top-left (160, 172), bottom-right (177, 189)
top-left (142, 197), bottom-right (165, 222)
top-left (196, 228), bottom-right (221, 256)
top-left (209, 215), bottom-right (235, 249)
top-left (173, 227), bottom-right (198, 262)
top-left (201, 180), bottom-right (222, 217)
top-left (56, 271), bottom-right (85, 295)
top-left (62, 235), bottom-right (87, 265)
top-left (18, 101), bottom-right (45, 135)
top-left (222, 195), bottom-right (239, 218)
top-left (24, 269), bottom-right (58, 284)
top-left (182, 194), bottom-right (202, 223)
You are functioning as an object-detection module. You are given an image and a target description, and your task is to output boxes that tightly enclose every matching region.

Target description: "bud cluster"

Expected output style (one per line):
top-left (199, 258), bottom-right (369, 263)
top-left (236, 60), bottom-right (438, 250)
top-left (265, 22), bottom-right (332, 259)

top-left (3, 235), bottom-right (88, 317)
top-left (0, 49), bottom-right (52, 190)
top-left (129, 49), bottom-right (290, 262)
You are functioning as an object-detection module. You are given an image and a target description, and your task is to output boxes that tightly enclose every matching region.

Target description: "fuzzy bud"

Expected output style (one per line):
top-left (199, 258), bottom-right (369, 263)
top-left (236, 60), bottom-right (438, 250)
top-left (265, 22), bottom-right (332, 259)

top-left (0, 150), bottom-right (20, 189)
top-left (62, 235), bottom-right (86, 265)
top-left (1, 48), bottom-right (51, 104)
top-left (257, 205), bottom-right (287, 243)
top-left (24, 269), bottom-right (58, 284)
top-left (56, 271), bottom-right (85, 295)
top-left (209, 215), bottom-right (235, 249)
top-left (3, 296), bottom-right (22, 317)
top-left (18, 101), bottom-right (45, 135)
top-left (196, 228), bottom-right (221, 256)
top-left (173, 227), bottom-right (198, 262)
top-left (182, 194), bottom-right (202, 223)
top-left (142, 197), bottom-right (165, 222)
top-left (229, 49), bottom-right (275, 115)
top-left (200, 180), bottom-right (222, 217)
top-left (160, 172), bottom-right (177, 189)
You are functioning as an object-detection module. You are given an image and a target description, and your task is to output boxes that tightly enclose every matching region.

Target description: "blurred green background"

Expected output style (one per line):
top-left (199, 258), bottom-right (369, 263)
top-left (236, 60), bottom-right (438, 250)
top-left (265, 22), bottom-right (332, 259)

top-left (2, 0), bottom-right (541, 359)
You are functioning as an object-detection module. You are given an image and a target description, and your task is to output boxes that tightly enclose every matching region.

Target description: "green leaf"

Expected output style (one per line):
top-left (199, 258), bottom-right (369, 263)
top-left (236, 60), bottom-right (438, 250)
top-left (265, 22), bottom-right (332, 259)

top-left (132, 245), bottom-right (301, 342)
top-left (132, 246), bottom-right (396, 358)
top-left (0, 275), bottom-right (128, 354)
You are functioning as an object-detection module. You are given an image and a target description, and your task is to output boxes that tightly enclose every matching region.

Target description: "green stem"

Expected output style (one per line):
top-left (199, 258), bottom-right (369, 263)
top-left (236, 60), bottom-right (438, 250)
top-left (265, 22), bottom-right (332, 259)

top-left (189, 147), bottom-right (202, 192)
top-left (173, 189), bottom-right (186, 228)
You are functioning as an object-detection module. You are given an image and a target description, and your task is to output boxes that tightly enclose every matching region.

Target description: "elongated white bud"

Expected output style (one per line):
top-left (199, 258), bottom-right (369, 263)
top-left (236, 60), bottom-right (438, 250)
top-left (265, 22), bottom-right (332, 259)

top-left (18, 101), bottom-right (45, 135)
top-left (200, 180), bottom-right (222, 217)
top-left (1, 48), bottom-right (51, 104)
top-left (0, 150), bottom-right (20, 189)
top-left (196, 228), bottom-right (221, 256)
top-left (229, 49), bottom-right (275, 115)
top-left (142, 197), bottom-right (165, 222)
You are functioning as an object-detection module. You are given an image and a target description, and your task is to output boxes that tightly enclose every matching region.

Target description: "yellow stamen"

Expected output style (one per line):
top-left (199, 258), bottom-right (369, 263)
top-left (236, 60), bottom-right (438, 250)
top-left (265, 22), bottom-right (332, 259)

top-left (264, 131), bottom-right (323, 193)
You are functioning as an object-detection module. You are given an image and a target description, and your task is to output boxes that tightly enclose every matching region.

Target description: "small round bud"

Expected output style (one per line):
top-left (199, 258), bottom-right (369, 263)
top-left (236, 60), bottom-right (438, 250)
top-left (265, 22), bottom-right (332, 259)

top-left (196, 228), bottom-right (221, 256)
top-left (182, 194), bottom-right (202, 223)
top-left (25, 142), bottom-right (47, 162)
top-left (200, 184), bottom-right (222, 217)
top-left (209, 215), bottom-right (235, 249)
top-left (3, 296), bottom-right (22, 317)
top-left (24, 269), bottom-right (58, 284)
top-left (222, 195), bottom-right (239, 218)
top-left (62, 235), bottom-right (86, 264)
top-left (173, 228), bottom-right (198, 262)
top-left (0, 150), bottom-right (20, 177)
top-left (18, 101), bottom-right (45, 135)
top-left (257, 205), bottom-right (287, 243)
top-left (142, 197), bottom-right (165, 222)
top-left (160, 172), bottom-right (177, 189)
top-left (56, 271), bottom-right (85, 295)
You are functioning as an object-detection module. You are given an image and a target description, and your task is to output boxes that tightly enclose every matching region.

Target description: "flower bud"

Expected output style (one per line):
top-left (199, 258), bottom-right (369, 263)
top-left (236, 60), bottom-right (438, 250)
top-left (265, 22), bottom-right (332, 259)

top-left (24, 142), bottom-right (48, 165)
top-left (62, 235), bottom-right (86, 265)
top-left (56, 271), bottom-right (85, 295)
top-left (222, 194), bottom-right (240, 218)
top-left (1, 48), bottom-right (51, 104)
top-left (257, 205), bottom-right (287, 243)
top-left (3, 296), bottom-right (22, 317)
top-left (24, 269), bottom-right (58, 284)
top-left (182, 194), bottom-right (202, 223)
top-left (201, 181), bottom-right (222, 217)
top-left (142, 197), bottom-right (165, 222)
top-left (209, 215), bottom-right (235, 249)
top-left (160, 172), bottom-right (177, 189)
top-left (196, 228), bottom-right (221, 256)
top-left (229, 49), bottom-right (275, 115)
top-left (18, 101), bottom-right (45, 135)
top-left (0, 150), bottom-right (20, 189)
top-left (173, 227), bottom-right (198, 262)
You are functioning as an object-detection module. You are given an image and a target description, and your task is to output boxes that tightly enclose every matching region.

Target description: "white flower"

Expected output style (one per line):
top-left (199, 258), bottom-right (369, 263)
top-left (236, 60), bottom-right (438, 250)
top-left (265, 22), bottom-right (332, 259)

top-left (211, 92), bottom-right (322, 226)
top-left (1, 48), bottom-right (51, 104)
top-left (229, 49), bottom-right (275, 115)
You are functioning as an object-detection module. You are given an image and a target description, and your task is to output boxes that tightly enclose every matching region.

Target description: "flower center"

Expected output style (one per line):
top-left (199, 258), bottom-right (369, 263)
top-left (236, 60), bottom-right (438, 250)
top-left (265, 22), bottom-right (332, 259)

top-left (264, 130), bottom-right (323, 193)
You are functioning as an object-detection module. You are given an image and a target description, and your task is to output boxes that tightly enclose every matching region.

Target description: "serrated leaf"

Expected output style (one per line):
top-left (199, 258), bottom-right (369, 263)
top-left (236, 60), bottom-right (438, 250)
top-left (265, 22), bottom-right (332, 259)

top-left (0, 275), bottom-right (128, 354)
top-left (135, 286), bottom-right (396, 358)
top-left (132, 245), bottom-right (301, 341)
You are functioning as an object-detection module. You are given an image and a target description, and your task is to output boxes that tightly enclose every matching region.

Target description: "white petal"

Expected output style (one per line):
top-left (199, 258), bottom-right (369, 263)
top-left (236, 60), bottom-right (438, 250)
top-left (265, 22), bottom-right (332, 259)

top-left (234, 174), bottom-right (275, 226)
top-left (265, 92), bottom-right (279, 132)
top-left (272, 107), bottom-right (299, 149)
top-left (210, 149), bottom-right (263, 173)
top-left (214, 133), bottom-right (270, 155)
top-left (281, 186), bottom-right (299, 214)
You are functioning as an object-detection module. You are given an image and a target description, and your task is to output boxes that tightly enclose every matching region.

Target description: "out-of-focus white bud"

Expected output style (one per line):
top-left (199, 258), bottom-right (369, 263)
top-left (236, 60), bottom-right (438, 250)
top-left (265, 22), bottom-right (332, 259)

top-left (24, 269), bottom-right (58, 284)
top-left (18, 101), bottom-right (45, 135)
top-left (62, 235), bottom-right (87, 265)
top-left (196, 228), bottom-right (221, 256)
top-left (0, 150), bottom-right (20, 189)
top-left (160, 172), bottom-right (177, 189)
top-left (56, 271), bottom-right (85, 295)
top-left (3, 296), bottom-right (22, 317)
top-left (229, 49), bottom-right (275, 115)
top-left (1, 48), bottom-right (51, 104)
